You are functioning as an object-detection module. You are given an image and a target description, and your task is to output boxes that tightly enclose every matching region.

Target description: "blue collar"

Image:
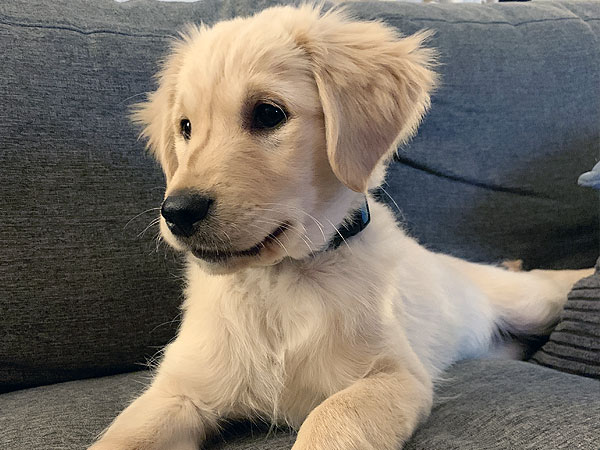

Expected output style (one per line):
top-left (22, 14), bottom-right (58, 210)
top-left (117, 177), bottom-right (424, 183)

top-left (327, 197), bottom-right (370, 250)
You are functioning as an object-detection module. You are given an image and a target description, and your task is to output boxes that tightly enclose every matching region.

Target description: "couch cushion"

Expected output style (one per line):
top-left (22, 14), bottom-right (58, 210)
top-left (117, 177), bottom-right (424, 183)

top-left (1, 0), bottom-right (598, 392)
top-left (406, 359), bottom-right (600, 450)
top-left (1, 359), bottom-right (599, 449)
top-left (531, 258), bottom-right (600, 378)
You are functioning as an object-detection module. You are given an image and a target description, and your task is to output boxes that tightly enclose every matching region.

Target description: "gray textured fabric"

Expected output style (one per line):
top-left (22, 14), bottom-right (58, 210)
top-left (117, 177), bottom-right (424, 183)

top-left (1, 0), bottom-right (599, 391)
top-left (531, 258), bottom-right (600, 378)
top-left (1, 359), bottom-right (599, 449)
top-left (0, 371), bottom-right (150, 449)
top-left (405, 359), bottom-right (600, 450)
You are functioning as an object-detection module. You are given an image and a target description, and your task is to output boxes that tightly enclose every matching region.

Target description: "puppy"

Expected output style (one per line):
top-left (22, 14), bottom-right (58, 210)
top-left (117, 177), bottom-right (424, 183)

top-left (90, 5), bottom-right (593, 449)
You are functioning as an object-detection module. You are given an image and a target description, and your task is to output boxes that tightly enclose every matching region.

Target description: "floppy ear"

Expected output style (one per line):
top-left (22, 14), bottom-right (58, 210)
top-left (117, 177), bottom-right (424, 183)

top-left (302, 13), bottom-right (437, 192)
top-left (131, 39), bottom-right (190, 180)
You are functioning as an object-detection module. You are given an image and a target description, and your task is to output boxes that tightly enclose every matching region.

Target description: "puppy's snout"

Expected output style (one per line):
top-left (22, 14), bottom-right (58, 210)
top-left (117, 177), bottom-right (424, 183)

top-left (161, 190), bottom-right (213, 238)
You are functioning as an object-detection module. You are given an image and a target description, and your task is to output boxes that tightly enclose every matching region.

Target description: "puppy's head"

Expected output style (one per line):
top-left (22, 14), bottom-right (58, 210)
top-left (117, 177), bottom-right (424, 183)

top-left (134, 5), bottom-right (436, 274)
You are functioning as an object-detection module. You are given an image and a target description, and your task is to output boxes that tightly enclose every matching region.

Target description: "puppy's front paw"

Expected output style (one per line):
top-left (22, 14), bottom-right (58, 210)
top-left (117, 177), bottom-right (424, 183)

top-left (89, 439), bottom-right (197, 450)
top-left (291, 411), bottom-right (377, 450)
top-left (293, 435), bottom-right (375, 450)
top-left (88, 441), bottom-right (124, 450)
top-left (88, 439), bottom-right (140, 450)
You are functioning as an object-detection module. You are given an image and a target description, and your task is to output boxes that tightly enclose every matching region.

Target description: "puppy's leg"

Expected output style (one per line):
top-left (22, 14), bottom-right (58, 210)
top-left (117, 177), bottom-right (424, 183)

top-left (490, 267), bottom-right (593, 334)
top-left (443, 254), bottom-right (593, 334)
top-left (501, 259), bottom-right (523, 272)
top-left (89, 378), bottom-right (215, 450)
top-left (292, 367), bottom-right (432, 450)
top-left (505, 267), bottom-right (594, 332)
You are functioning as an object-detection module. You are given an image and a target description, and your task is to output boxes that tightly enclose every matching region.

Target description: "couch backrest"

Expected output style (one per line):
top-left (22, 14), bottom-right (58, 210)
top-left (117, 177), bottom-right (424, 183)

top-left (1, 0), bottom-right (598, 392)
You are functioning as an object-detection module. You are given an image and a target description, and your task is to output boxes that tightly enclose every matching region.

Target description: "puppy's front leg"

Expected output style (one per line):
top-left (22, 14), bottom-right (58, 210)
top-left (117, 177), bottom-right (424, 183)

top-left (293, 368), bottom-right (432, 450)
top-left (89, 379), bottom-right (215, 450)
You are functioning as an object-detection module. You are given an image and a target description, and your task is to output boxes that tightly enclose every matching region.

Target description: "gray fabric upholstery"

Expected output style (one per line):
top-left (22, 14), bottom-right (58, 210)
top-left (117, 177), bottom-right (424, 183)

top-left (406, 359), bottom-right (600, 450)
top-left (531, 258), bottom-right (600, 378)
top-left (0, 0), bottom-right (185, 392)
top-left (1, 360), bottom-right (599, 449)
top-left (0, 0), bottom-right (598, 403)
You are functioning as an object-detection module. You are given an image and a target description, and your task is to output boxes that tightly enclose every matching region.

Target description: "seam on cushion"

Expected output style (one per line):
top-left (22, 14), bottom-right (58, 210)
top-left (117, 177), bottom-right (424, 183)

top-left (535, 347), bottom-right (600, 366)
top-left (0, 18), bottom-right (172, 39)
top-left (563, 306), bottom-right (600, 314)
top-left (552, 327), bottom-right (600, 340)
top-left (530, 2), bottom-right (600, 46)
top-left (3, 14), bottom-right (598, 38)
top-left (568, 288), bottom-right (600, 295)
top-left (380, 15), bottom-right (600, 27)
top-left (561, 317), bottom-right (600, 327)
top-left (393, 154), bottom-right (552, 199)
top-left (567, 14), bottom-right (600, 47)
top-left (548, 338), bottom-right (600, 352)
top-left (529, 356), bottom-right (597, 377)
top-left (541, 1), bottom-right (600, 22)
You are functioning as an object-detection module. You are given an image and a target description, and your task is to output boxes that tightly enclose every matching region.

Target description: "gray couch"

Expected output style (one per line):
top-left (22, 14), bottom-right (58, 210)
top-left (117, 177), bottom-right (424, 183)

top-left (1, 0), bottom-right (599, 448)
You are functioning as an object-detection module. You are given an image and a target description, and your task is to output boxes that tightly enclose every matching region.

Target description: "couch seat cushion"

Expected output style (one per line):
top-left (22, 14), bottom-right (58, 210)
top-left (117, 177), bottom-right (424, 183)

top-left (530, 257), bottom-right (600, 379)
top-left (1, 359), bottom-right (599, 449)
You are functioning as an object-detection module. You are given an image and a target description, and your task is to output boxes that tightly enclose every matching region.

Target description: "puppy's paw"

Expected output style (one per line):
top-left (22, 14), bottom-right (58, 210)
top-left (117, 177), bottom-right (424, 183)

top-left (292, 432), bottom-right (376, 450)
top-left (501, 259), bottom-right (523, 272)
top-left (292, 413), bottom-right (378, 450)
top-left (88, 442), bottom-right (122, 450)
top-left (88, 438), bottom-right (153, 450)
top-left (89, 440), bottom-right (197, 450)
top-left (88, 440), bottom-right (138, 450)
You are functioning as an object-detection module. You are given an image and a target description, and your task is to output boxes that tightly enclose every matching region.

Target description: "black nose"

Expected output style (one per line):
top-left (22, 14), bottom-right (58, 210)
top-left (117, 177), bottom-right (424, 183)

top-left (161, 191), bottom-right (213, 238)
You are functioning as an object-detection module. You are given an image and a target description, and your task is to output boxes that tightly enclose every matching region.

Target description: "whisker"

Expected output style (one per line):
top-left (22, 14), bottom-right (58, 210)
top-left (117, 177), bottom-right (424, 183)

top-left (324, 218), bottom-right (353, 254)
top-left (153, 231), bottom-right (166, 255)
top-left (119, 91), bottom-right (148, 106)
top-left (124, 207), bottom-right (161, 230)
top-left (260, 203), bottom-right (327, 244)
top-left (380, 185), bottom-right (405, 221)
top-left (252, 216), bottom-right (314, 245)
top-left (293, 220), bottom-right (317, 253)
top-left (268, 234), bottom-right (290, 258)
top-left (248, 206), bottom-right (324, 247)
top-left (222, 222), bottom-right (242, 248)
top-left (137, 217), bottom-right (161, 238)
top-left (150, 311), bottom-right (183, 334)
top-left (254, 218), bottom-right (315, 256)
top-left (208, 222), bottom-right (231, 252)
top-left (246, 223), bottom-right (291, 258)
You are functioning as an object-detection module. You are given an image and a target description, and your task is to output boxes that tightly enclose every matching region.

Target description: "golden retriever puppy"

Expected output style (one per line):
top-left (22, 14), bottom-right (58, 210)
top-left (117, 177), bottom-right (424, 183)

top-left (90, 5), bottom-right (592, 450)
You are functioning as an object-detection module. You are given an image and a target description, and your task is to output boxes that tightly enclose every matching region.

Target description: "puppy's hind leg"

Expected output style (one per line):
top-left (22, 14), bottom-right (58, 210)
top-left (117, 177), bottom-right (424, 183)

top-left (448, 255), bottom-right (593, 335)
top-left (490, 267), bottom-right (593, 334)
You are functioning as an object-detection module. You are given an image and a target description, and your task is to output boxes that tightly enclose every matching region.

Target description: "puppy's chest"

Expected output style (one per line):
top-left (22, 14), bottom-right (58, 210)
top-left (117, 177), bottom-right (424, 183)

top-left (209, 267), bottom-right (386, 419)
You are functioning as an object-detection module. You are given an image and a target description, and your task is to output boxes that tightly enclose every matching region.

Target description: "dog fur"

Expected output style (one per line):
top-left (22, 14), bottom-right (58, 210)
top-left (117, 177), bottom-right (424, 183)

top-left (90, 5), bottom-right (593, 449)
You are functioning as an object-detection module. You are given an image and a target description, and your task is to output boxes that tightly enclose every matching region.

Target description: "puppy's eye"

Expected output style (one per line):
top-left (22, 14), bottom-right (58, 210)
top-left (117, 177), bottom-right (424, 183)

top-left (252, 103), bottom-right (287, 130)
top-left (180, 119), bottom-right (192, 140)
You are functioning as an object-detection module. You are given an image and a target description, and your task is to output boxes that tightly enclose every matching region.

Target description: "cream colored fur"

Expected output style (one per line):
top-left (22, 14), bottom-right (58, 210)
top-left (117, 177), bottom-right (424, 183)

top-left (89, 5), bottom-right (593, 450)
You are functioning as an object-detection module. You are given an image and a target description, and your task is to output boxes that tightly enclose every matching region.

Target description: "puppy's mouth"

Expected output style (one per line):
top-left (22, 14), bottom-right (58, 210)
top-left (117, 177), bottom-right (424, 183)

top-left (190, 222), bottom-right (289, 263)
